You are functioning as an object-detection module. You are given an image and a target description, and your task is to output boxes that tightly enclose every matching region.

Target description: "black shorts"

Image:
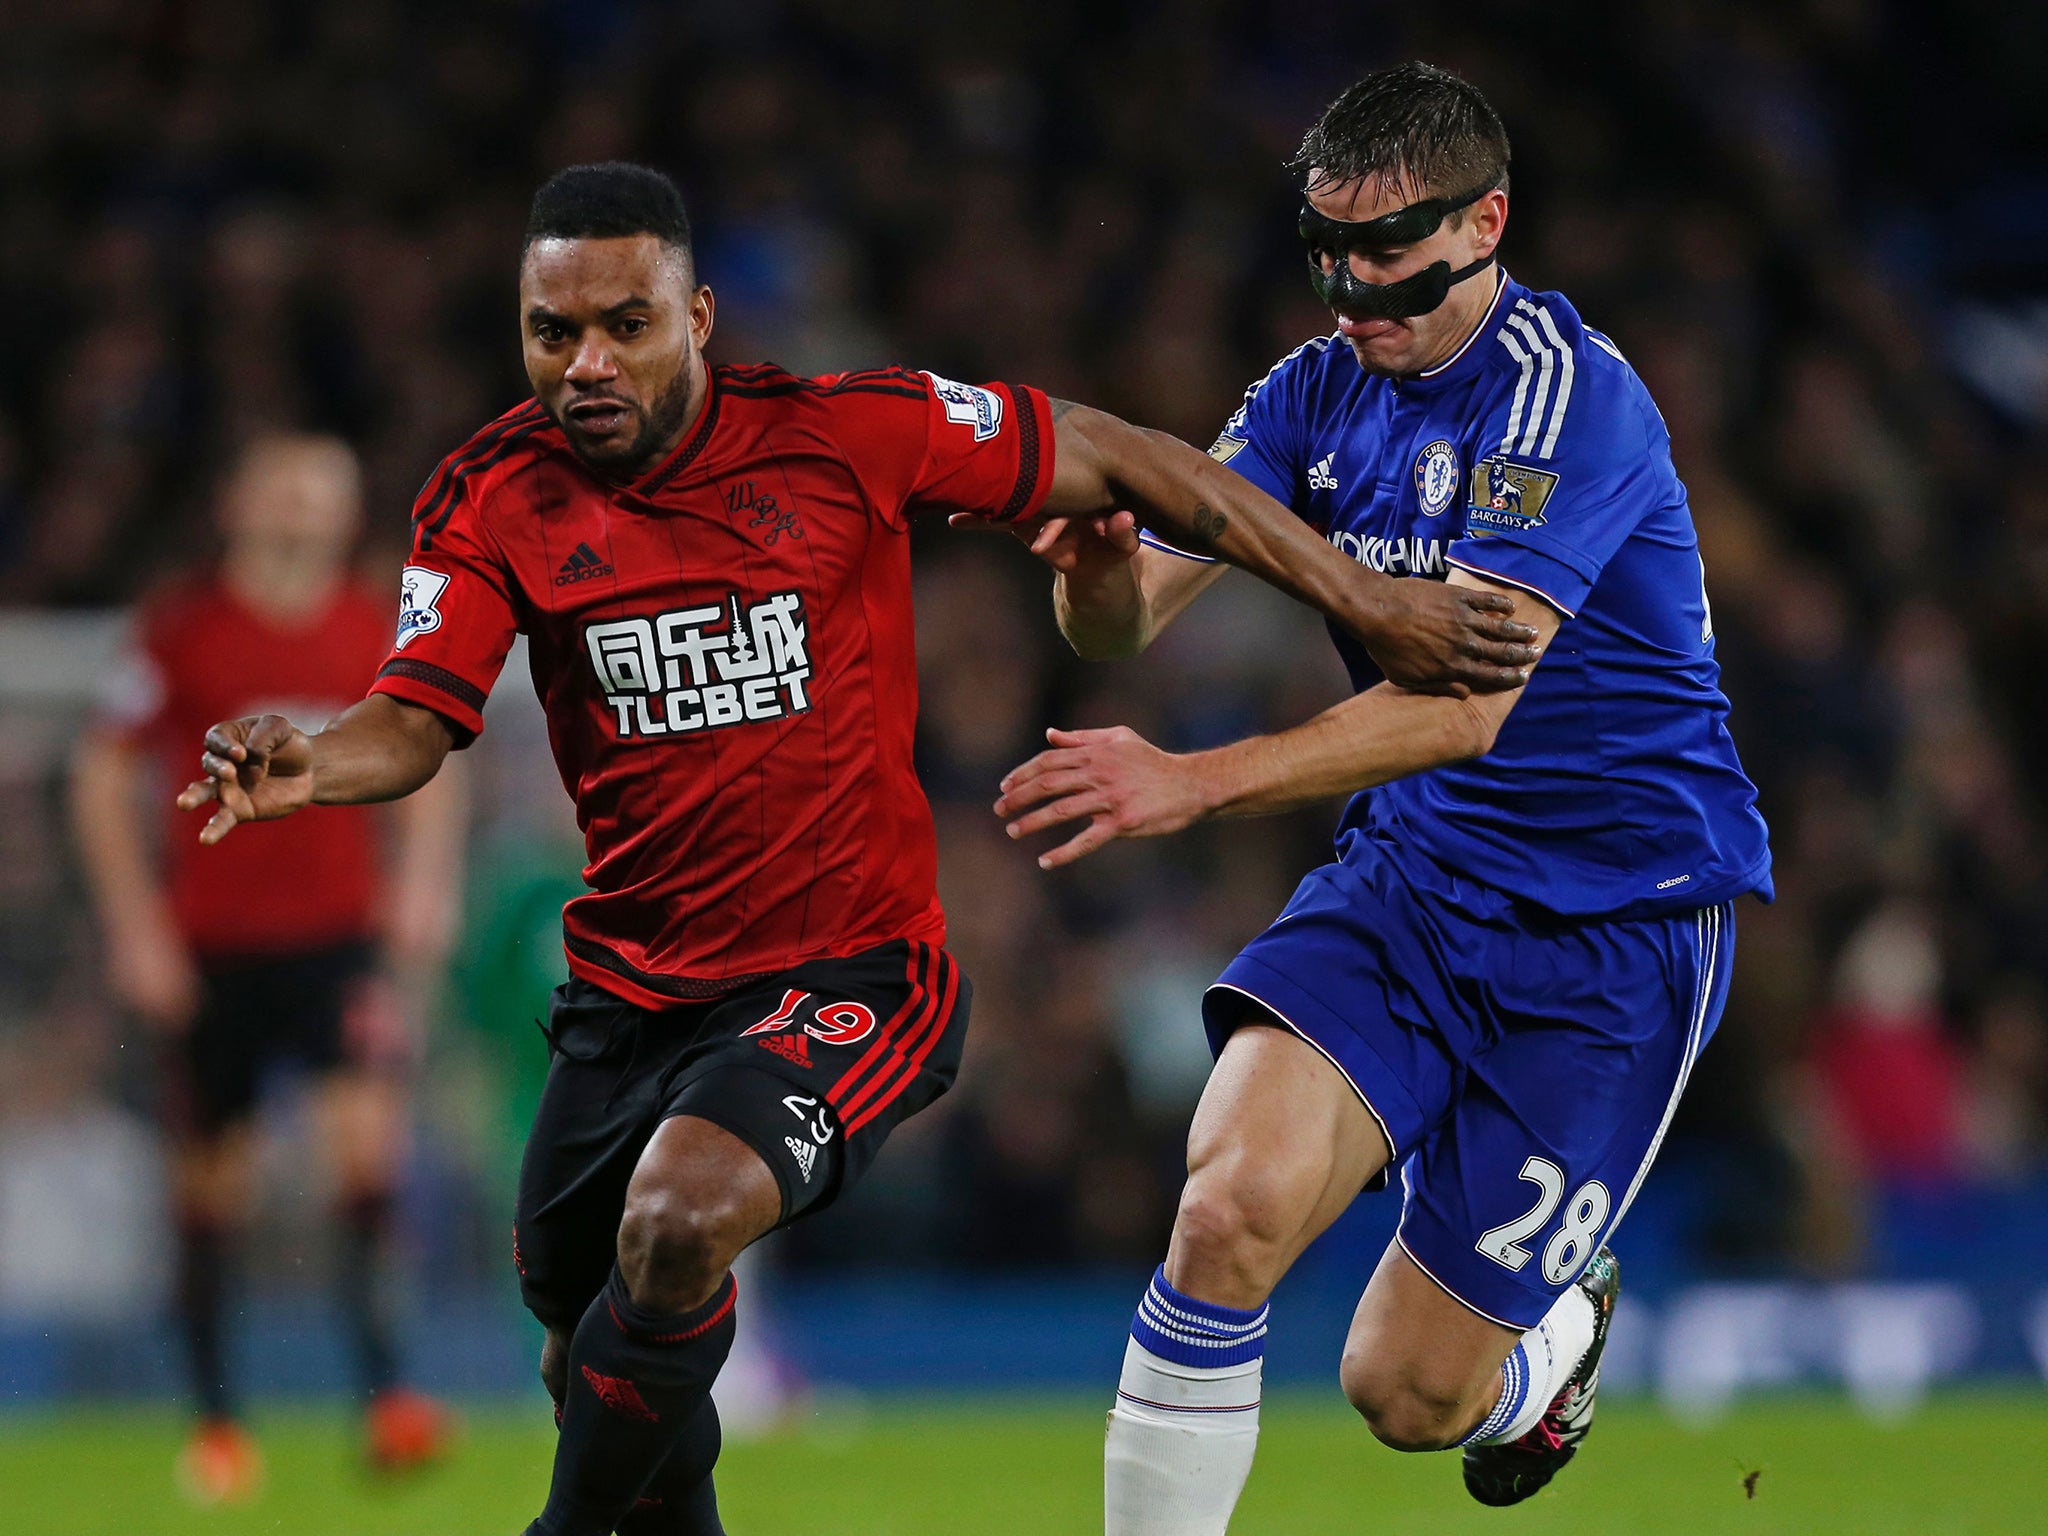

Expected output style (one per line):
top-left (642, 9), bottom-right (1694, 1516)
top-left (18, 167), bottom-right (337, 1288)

top-left (513, 939), bottom-right (970, 1331)
top-left (165, 941), bottom-right (379, 1137)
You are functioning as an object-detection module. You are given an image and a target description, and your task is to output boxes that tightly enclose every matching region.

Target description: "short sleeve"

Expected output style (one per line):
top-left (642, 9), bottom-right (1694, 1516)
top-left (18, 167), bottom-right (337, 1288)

top-left (1139, 340), bottom-right (1313, 564)
top-left (1446, 365), bottom-right (1659, 618)
top-left (841, 371), bottom-right (1056, 530)
top-left (367, 482), bottom-right (518, 745)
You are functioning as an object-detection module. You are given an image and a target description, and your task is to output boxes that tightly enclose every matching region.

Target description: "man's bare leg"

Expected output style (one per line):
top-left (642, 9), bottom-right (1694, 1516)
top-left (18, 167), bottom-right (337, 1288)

top-left (1105, 1022), bottom-right (1386, 1536)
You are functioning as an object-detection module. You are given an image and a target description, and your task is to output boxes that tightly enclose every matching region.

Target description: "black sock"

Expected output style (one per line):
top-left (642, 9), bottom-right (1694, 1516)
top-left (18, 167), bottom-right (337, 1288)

top-left (176, 1219), bottom-right (236, 1420)
top-left (337, 1190), bottom-right (400, 1397)
top-left (615, 1396), bottom-right (724, 1536)
top-left (530, 1267), bottom-right (738, 1536)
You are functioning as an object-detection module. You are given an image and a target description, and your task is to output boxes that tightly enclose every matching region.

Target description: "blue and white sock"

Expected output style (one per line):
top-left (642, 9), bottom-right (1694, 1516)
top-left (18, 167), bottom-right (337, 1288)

top-left (1106, 1267), bottom-right (1266, 1536)
top-left (1462, 1286), bottom-right (1596, 1446)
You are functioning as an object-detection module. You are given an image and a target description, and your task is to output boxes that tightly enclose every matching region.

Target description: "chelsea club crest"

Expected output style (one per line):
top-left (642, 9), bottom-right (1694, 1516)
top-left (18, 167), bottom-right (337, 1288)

top-left (1413, 439), bottom-right (1459, 517)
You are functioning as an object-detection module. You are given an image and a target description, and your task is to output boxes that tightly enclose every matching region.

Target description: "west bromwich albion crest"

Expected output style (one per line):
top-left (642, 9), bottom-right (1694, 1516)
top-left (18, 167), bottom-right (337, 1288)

top-left (1467, 456), bottom-right (1559, 533)
top-left (1414, 439), bottom-right (1459, 517)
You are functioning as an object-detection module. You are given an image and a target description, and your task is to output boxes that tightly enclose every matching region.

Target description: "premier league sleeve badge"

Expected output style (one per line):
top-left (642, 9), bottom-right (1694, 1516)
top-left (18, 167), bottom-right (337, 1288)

top-left (1413, 439), bottom-right (1460, 517)
top-left (1467, 456), bottom-right (1560, 533)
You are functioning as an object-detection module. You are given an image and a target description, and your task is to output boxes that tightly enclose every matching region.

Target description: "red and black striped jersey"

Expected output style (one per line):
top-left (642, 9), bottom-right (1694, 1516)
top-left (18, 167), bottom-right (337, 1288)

top-left (104, 574), bottom-right (394, 957)
top-left (370, 363), bottom-right (1056, 1007)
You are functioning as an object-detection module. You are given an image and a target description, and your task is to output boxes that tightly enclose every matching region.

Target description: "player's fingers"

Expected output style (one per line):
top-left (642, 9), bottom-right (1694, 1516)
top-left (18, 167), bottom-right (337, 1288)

top-left (1029, 518), bottom-right (1075, 556)
top-left (243, 714), bottom-right (298, 763)
top-left (999, 749), bottom-right (1088, 795)
top-left (1037, 815), bottom-right (1122, 870)
top-left (202, 723), bottom-right (250, 761)
top-left (996, 770), bottom-right (1097, 820)
top-left (1458, 663), bottom-right (1531, 693)
top-left (1463, 636), bottom-right (1540, 667)
top-left (199, 804), bottom-right (239, 845)
top-left (1458, 588), bottom-right (1520, 616)
top-left (200, 751), bottom-right (242, 781)
top-left (945, 511), bottom-right (1013, 533)
top-left (1006, 792), bottom-right (1106, 841)
top-left (1470, 611), bottom-right (1540, 644)
top-left (176, 778), bottom-right (220, 812)
top-left (1046, 726), bottom-right (1121, 748)
top-left (215, 776), bottom-right (258, 821)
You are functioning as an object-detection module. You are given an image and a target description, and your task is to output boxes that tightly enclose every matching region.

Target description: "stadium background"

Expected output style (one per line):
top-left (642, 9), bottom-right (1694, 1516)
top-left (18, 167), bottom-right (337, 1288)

top-left (2, 0), bottom-right (2047, 1530)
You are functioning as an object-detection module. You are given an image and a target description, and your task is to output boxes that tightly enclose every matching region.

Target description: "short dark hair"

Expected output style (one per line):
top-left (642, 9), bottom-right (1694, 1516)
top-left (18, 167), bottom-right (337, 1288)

top-left (1290, 63), bottom-right (1510, 204)
top-left (525, 162), bottom-right (694, 261)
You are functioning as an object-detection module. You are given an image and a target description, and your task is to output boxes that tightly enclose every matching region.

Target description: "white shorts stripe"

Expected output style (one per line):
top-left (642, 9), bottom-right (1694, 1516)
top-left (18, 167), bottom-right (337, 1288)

top-left (1603, 903), bottom-right (1726, 1243)
top-left (1204, 981), bottom-right (1401, 1162)
top-left (1395, 1230), bottom-right (1528, 1332)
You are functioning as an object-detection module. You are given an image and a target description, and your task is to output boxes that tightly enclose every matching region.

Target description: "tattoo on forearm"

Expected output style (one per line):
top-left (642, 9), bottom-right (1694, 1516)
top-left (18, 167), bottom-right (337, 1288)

top-left (1191, 503), bottom-right (1227, 547)
top-left (1049, 397), bottom-right (1077, 423)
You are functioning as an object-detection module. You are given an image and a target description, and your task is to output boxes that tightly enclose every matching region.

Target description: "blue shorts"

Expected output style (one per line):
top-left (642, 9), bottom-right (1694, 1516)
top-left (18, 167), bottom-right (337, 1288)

top-left (1203, 826), bottom-right (1735, 1331)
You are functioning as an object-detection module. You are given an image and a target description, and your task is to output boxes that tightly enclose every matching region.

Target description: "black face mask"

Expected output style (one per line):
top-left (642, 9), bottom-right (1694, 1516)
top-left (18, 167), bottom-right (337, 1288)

top-left (1299, 177), bottom-right (1501, 320)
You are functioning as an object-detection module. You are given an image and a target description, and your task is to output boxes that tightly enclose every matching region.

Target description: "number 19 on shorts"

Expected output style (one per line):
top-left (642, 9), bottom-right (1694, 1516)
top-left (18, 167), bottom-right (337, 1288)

top-left (1475, 1156), bottom-right (1610, 1286)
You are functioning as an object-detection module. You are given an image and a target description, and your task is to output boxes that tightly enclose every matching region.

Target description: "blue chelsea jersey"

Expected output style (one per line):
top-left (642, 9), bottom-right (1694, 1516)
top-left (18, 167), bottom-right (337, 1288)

top-left (1152, 273), bottom-right (1773, 919)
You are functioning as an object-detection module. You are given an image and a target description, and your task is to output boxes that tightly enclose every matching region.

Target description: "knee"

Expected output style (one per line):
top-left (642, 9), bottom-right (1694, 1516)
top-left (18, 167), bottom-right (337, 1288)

top-left (1339, 1353), bottom-right (1469, 1453)
top-left (616, 1187), bottom-right (748, 1312)
top-left (539, 1330), bottom-right (569, 1408)
top-left (1169, 1174), bottom-right (1294, 1303)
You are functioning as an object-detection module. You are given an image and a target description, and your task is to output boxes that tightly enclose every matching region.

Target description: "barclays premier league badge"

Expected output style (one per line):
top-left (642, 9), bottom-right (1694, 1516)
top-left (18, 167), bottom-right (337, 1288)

top-left (1466, 456), bottom-right (1560, 533)
top-left (1413, 439), bottom-right (1459, 517)
top-left (395, 565), bottom-right (449, 649)
top-left (922, 372), bottom-right (1004, 442)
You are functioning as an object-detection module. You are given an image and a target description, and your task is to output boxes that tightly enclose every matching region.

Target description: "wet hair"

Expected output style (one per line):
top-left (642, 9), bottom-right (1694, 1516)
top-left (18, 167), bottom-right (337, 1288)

top-left (524, 162), bottom-right (695, 273)
top-left (1290, 62), bottom-right (1510, 207)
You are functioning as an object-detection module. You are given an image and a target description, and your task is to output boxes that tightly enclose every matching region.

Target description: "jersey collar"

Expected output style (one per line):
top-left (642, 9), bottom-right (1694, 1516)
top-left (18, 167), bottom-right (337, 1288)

top-left (630, 366), bottom-right (723, 498)
top-left (1405, 267), bottom-right (1515, 391)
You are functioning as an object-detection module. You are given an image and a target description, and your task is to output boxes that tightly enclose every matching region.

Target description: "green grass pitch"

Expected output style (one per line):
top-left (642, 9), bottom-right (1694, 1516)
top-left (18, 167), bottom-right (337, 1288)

top-left (3, 1391), bottom-right (2044, 1534)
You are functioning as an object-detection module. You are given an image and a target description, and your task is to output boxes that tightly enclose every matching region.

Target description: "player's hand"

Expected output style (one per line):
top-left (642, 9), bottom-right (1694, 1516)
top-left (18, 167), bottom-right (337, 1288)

top-left (995, 725), bottom-right (1210, 868)
top-left (1366, 580), bottom-right (1538, 696)
top-left (175, 714), bottom-right (316, 844)
top-left (948, 509), bottom-right (1142, 577)
top-left (108, 908), bottom-right (201, 1033)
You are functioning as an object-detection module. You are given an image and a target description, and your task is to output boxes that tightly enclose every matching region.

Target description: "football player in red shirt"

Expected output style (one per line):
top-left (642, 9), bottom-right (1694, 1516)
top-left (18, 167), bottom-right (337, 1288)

top-left (176, 164), bottom-right (1536, 1536)
top-left (71, 435), bottom-right (460, 1500)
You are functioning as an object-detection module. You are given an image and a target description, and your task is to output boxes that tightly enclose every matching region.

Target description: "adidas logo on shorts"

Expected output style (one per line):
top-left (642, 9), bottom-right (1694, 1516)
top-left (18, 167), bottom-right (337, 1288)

top-left (757, 1031), bottom-right (812, 1068)
top-left (784, 1135), bottom-right (817, 1183)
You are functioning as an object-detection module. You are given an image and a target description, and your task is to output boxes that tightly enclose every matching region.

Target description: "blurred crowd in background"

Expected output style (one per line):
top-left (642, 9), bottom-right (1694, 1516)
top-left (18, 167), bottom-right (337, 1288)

top-left (3, 0), bottom-right (2048, 1323)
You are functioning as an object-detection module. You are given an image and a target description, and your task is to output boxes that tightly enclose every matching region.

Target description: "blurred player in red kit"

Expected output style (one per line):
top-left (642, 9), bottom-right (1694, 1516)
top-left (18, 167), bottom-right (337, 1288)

top-left (72, 435), bottom-right (462, 1502)
top-left (175, 164), bottom-right (1536, 1535)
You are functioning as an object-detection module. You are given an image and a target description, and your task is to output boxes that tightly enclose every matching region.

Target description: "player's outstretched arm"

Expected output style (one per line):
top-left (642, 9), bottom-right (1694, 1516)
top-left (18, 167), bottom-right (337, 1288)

top-left (948, 506), bottom-right (1227, 659)
top-left (1041, 400), bottom-right (1539, 693)
top-left (175, 694), bottom-right (456, 846)
top-left (997, 572), bottom-right (1560, 868)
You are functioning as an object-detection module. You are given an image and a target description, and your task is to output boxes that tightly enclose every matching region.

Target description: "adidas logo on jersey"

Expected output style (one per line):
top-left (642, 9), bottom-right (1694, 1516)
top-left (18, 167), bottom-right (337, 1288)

top-left (1309, 453), bottom-right (1339, 491)
top-left (784, 1135), bottom-right (818, 1183)
top-left (554, 542), bottom-right (614, 586)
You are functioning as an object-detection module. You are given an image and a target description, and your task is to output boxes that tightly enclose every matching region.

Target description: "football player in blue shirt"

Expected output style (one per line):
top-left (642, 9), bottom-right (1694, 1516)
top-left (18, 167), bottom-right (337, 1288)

top-left (995, 62), bottom-right (1772, 1529)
